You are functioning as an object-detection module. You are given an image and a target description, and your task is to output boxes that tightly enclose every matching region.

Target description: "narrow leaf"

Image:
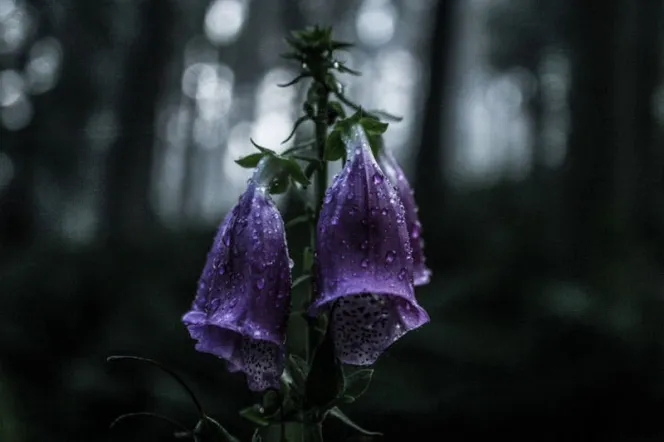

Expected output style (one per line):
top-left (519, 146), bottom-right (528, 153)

top-left (324, 130), bottom-right (344, 161)
top-left (360, 117), bottom-right (388, 135)
top-left (292, 274), bottom-right (312, 289)
top-left (281, 115), bottom-right (310, 144)
top-left (235, 152), bottom-right (265, 168)
top-left (279, 157), bottom-right (310, 187)
top-left (249, 138), bottom-right (275, 154)
top-left (328, 408), bottom-right (382, 436)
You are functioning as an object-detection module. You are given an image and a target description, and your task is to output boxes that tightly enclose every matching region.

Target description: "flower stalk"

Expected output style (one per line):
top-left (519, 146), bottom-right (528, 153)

top-left (109, 25), bottom-right (431, 442)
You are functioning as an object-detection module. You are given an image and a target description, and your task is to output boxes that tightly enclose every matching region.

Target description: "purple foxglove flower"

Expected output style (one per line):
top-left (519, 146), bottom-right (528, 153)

top-left (309, 125), bottom-right (430, 366)
top-left (377, 147), bottom-right (432, 286)
top-left (182, 164), bottom-right (291, 391)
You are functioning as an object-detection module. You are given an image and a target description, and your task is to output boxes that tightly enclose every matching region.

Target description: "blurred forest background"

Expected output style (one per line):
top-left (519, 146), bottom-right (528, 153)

top-left (1, 0), bottom-right (664, 441)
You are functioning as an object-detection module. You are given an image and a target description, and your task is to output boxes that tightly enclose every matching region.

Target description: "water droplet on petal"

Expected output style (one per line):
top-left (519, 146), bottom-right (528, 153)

top-left (361, 258), bottom-right (369, 268)
top-left (223, 234), bottom-right (231, 246)
top-left (373, 173), bottom-right (384, 184)
top-left (360, 240), bottom-right (369, 250)
top-left (398, 268), bottom-right (408, 281)
top-left (346, 191), bottom-right (355, 200)
top-left (288, 258), bottom-right (295, 269)
top-left (385, 250), bottom-right (396, 264)
top-left (256, 277), bottom-right (265, 290)
top-left (381, 208), bottom-right (388, 216)
top-left (411, 221), bottom-right (422, 239)
top-left (209, 298), bottom-right (221, 311)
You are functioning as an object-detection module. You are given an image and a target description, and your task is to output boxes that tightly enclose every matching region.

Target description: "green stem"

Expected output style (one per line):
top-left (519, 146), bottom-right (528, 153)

top-left (307, 87), bottom-right (329, 363)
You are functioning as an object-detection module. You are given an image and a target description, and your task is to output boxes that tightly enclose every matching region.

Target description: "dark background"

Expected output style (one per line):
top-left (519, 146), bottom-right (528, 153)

top-left (1, 0), bottom-right (664, 441)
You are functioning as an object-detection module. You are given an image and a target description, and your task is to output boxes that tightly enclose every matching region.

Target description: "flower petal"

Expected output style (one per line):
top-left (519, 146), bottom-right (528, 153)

top-left (377, 148), bottom-right (431, 286)
top-left (182, 181), bottom-right (291, 391)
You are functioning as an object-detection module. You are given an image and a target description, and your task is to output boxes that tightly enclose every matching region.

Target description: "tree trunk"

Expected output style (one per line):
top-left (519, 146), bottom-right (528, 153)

top-left (413, 0), bottom-right (460, 238)
top-left (103, 0), bottom-right (175, 242)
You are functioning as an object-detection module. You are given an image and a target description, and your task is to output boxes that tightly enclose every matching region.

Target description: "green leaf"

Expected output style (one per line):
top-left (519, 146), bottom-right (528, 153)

top-left (324, 129), bottom-right (344, 161)
top-left (342, 369), bottom-right (373, 402)
top-left (328, 408), bottom-right (382, 436)
top-left (302, 247), bottom-right (314, 273)
top-left (239, 405), bottom-right (271, 427)
top-left (336, 63), bottom-right (362, 76)
top-left (235, 152), bottom-right (265, 168)
top-left (328, 101), bottom-right (346, 119)
top-left (305, 331), bottom-right (345, 409)
top-left (251, 429), bottom-right (262, 442)
top-left (250, 138), bottom-right (275, 154)
top-left (279, 157), bottom-right (310, 187)
top-left (359, 117), bottom-right (388, 135)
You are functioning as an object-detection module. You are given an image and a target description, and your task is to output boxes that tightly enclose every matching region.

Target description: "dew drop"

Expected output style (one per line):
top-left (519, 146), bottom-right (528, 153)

top-left (223, 234), bottom-right (231, 246)
top-left (398, 268), bottom-right (408, 281)
top-left (411, 221), bottom-right (422, 239)
top-left (381, 208), bottom-right (388, 216)
top-left (370, 207), bottom-right (378, 217)
top-left (256, 277), bottom-right (266, 290)
top-left (219, 265), bottom-right (226, 275)
top-left (355, 147), bottom-right (361, 156)
top-left (372, 173), bottom-right (384, 184)
top-left (288, 258), bottom-right (295, 269)
top-left (346, 191), bottom-right (355, 200)
top-left (385, 250), bottom-right (396, 264)
top-left (209, 298), bottom-right (221, 311)
top-left (361, 258), bottom-right (369, 268)
top-left (360, 240), bottom-right (369, 250)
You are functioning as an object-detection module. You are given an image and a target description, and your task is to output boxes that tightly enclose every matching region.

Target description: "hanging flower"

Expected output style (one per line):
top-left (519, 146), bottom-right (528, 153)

top-left (182, 161), bottom-right (292, 391)
top-left (377, 146), bottom-right (431, 286)
top-left (309, 125), bottom-right (429, 366)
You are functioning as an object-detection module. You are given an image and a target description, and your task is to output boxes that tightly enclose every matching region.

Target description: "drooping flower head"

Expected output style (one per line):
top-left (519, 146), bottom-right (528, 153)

top-left (309, 124), bottom-right (429, 366)
top-left (182, 158), bottom-right (291, 391)
top-left (377, 146), bottom-right (432, 286)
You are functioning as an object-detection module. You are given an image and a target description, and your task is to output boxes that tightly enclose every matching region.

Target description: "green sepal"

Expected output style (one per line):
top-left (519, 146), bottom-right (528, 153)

top-left (235, 152), bottom-right (265, 168)
top-left (341, 368), bottom-right (373, 403)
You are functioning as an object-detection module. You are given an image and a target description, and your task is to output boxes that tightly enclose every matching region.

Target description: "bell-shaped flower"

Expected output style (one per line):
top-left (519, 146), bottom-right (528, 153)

top-left (377, 146), bottom-right (431, 286)
top-left (309, 125), bottom-right (429, 366)
top-left (182, 160), bottom-right (291, 391)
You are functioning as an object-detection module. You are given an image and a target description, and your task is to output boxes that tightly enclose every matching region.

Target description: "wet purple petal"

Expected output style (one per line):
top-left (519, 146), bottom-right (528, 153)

top-left (309, 125), bottom-right (429, 366)
top-left (377, 148), bottom-right (431, 286)
top-left (182, 180), bottom-right (291, 391)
